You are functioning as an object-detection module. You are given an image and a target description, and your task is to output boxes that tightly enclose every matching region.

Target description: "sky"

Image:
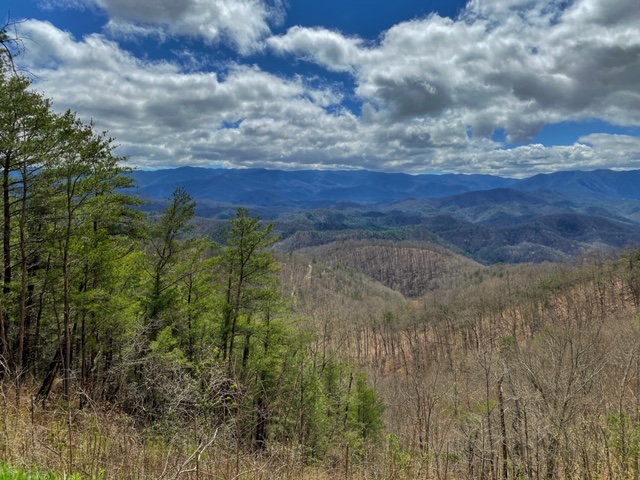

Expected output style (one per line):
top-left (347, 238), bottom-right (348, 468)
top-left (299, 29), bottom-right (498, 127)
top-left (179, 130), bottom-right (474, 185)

top-left (3, 0), bottom-right (640, 177)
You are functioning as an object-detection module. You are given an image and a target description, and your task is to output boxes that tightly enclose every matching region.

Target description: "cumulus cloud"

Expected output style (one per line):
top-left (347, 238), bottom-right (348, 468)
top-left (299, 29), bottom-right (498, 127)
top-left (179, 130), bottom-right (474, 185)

top-left (563, 0), bottom-right (640, 26)
top-left (370, 0), bottom-right (637, 137)
top-left (577, 134), bottom-right (640, 168)
top-left (18, 20), bottom-right (359, 169)
top-left (267, 27), bottom-right (363, 72)
top-left (43, 0), bottom-right (283, 54)
top-left (271, 0), bottom-right (639, 138)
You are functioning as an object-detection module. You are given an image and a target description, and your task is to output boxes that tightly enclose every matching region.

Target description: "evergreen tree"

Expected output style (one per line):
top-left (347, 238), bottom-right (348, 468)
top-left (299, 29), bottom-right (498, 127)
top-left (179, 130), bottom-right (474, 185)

top-left (217, 207), bottom-right (280, 366)
top-left (144, 187), bottom-right (196, 337)
top-left (0, 71), bottom-right (61, 383)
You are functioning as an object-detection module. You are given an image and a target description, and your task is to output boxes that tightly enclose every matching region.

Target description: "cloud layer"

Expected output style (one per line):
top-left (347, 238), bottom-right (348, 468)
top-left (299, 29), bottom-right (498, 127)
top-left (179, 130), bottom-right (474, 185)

top-left (16, 0), bottom-right (640, 176)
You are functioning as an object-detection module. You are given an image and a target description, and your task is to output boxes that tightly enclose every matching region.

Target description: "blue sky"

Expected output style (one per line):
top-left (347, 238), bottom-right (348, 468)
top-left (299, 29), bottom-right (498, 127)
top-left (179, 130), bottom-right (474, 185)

top-left (4, 0), bottom-right (640, 176)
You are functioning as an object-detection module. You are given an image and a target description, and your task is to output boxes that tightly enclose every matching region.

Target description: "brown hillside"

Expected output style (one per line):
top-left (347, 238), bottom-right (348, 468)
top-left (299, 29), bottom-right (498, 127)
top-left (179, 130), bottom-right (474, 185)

top-left (284, 247), bottom-right (640, 479)
top-left (298, 240), bottom-right (482, 298)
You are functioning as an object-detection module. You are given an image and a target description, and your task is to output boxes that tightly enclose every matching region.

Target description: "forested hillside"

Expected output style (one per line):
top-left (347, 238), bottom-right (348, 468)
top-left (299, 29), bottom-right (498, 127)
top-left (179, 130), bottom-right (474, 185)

top-left (279, 248), bottom-right (640, 479)
top-left (3, 28), bottom-right (640, 480)
top-left (295, 240), bottom-right (481, 298)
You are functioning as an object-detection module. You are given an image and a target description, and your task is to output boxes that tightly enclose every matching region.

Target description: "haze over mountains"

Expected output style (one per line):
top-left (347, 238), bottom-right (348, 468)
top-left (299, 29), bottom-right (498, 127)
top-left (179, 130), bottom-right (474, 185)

top-left (128, 167), bottom-right (640, 264)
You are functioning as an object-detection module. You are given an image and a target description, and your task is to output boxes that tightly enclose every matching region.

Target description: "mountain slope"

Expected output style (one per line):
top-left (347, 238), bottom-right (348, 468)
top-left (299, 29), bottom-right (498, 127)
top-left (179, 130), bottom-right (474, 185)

top-left (513, 169), bottom-right (640, 200)
top-left (297, 240), bottom-right (482, 298)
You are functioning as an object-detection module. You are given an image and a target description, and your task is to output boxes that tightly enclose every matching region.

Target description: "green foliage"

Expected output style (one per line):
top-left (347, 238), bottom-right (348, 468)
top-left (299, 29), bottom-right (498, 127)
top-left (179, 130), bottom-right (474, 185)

top-left (0, 67), bottom-right (142, 403)
top-left (143, 187), bottom-right (197, 325)
top-left (269, 355), bottom-right (385, 460)
top-left (385, 433), bottom-right (413, 477)
top-left (0, 463), bottom-right (80, 479)
top-left (351, 372), bottom-right (385, 441)
top-left (217, 207), bottom-right (281, 363)
top-left (606, 410), bottom-right (640, 475)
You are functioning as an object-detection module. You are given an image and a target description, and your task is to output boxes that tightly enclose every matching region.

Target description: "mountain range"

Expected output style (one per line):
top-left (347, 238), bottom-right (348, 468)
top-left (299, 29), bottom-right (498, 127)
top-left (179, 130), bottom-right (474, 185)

top-left (127, 167), bottom-right (640, 264)
top-left (129, 167), bottom-right (640, 205)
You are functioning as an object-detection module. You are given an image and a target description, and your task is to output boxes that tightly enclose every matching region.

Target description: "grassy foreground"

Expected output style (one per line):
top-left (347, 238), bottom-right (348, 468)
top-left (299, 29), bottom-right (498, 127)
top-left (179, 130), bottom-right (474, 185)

top-left (0, 463), bottom-right (80, 479)
top-left (0, 389), bottom-right (398, 480)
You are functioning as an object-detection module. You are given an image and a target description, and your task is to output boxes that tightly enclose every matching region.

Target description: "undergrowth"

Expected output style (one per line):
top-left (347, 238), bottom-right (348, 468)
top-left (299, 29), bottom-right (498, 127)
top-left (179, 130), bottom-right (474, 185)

top-left (0, 386), bottom-right (393, 480)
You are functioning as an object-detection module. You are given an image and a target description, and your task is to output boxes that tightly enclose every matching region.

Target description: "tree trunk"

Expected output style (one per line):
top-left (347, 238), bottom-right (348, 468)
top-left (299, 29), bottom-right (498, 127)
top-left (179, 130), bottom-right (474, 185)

top-left (498, 375), bottom-right (508, 480)
top-left (1, 154), bottom-right (12, 377)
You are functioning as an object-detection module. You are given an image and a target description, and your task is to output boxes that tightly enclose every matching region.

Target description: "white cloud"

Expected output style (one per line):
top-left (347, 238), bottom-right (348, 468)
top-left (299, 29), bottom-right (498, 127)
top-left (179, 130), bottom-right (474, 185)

top-left (267, 27), bottom-right (363, 72)
top-left (370, 0), bottom-right (636, 134)
top-left (271, 0), bottom-right (640, 139)
top-left (18, 20), bottom-right (358, 169)
top-left (43, 0), bottom-right (283, 54)
top-left (563, 0), bottom-right (640, 26)
top-left (576, 134), bottom-right (640, 168)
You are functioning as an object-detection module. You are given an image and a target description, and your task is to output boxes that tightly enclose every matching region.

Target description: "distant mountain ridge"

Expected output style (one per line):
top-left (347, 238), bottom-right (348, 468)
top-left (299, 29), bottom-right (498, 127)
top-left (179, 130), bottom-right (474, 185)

top-left (514, 169), bottom-right (640, 200)
top-left (128, 167), bottom-right (517, 206)
top-left (128, 167), bottom-right (640, 206)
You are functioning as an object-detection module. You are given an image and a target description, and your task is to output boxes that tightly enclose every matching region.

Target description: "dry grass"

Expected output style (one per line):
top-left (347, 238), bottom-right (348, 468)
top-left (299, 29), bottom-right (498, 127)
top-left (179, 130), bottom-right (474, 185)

top-left (0, 386), bottom-right (397, 480)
